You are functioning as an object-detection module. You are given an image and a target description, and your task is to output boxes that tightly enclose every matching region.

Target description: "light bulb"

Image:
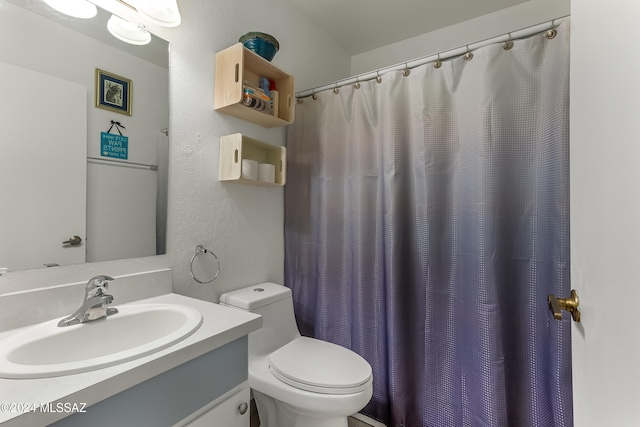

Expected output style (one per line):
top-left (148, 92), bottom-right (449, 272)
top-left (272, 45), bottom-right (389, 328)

top-left (107, 14), bottom-right (151, 45)
top-left (136, 0), bottom-right (181, 27)
top-left (42, 0), bottom-right (97, 19)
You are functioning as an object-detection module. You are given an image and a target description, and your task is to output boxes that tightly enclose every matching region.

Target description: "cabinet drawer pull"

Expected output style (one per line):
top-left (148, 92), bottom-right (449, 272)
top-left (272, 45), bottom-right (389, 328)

top-left (238, 402), bottom-right (248, 415)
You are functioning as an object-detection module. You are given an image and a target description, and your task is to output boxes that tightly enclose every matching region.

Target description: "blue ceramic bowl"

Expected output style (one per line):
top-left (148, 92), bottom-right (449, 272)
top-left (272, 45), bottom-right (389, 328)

top-left (239, 32), bottom-right (279, 62)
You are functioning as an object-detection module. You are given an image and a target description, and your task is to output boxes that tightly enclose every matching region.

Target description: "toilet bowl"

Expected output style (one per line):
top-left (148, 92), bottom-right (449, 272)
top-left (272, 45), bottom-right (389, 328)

top-left (219, 282), bottom-right (373, 427)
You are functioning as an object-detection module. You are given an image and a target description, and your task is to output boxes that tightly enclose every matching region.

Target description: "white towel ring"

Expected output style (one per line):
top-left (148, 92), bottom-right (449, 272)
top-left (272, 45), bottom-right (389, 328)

top-left (190, 245), bottom-right (220, 284)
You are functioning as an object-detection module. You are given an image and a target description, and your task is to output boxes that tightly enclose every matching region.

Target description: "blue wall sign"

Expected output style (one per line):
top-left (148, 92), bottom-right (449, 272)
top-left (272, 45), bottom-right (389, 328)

top-left (100, 132), bottom-right (128, 159)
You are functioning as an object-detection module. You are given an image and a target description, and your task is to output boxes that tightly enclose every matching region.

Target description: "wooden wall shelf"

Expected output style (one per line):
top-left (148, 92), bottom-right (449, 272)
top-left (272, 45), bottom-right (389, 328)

top-left (219, 133), bottom-right (286, 186)
top-left (214, 43), bottom-right (294, 128)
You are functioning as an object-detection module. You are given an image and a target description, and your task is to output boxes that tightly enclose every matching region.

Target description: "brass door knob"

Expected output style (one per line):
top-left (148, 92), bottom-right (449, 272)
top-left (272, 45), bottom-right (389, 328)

top-left (548, 289), bottom-right (580, 322)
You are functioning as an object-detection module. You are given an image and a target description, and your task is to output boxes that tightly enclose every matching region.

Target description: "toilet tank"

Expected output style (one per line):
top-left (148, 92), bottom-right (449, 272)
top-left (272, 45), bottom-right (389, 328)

top-left (219, 283), bottom-right (301, 356)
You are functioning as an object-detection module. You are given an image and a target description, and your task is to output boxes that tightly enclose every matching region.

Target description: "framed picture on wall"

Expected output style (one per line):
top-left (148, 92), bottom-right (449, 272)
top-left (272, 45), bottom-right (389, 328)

top-left (95, 69), bottom-right (132, 115)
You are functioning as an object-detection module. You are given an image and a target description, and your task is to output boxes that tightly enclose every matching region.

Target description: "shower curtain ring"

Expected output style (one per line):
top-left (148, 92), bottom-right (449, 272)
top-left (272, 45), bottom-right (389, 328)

top-left (434, 54), bottom-right (442, 69)
top-left (354, 79), bottom-right (361, 89)
top-left (503, 33), bottom-right (514, 50)
top-left (376, 71), bottom-right (382, 83)
top-left (296, 97), bottom-right (303, 104)
top-left (403, 64), bottom-right (410, 76)
top-left (333, 84), bottom-right (340, 94)
top-left (312, 91), bottom-right (317, 100)
top-left (546, 19), bottom-right (558, 39)
top-left (464, 46), bottom-right (473, 61)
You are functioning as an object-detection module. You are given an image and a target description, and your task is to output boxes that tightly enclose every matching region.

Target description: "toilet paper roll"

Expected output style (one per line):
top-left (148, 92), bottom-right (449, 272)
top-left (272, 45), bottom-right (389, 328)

top-left (258, 163), bottom-right (276, 183)
top-left (241, 159), bottom-right (258, 180)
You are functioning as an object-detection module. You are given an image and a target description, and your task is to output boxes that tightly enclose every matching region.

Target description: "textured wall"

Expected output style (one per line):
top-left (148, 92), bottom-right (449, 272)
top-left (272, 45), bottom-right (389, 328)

top-left (158, 0), bottom-right (350, 301)
top-left (0, 0), bottom-right (351, 301)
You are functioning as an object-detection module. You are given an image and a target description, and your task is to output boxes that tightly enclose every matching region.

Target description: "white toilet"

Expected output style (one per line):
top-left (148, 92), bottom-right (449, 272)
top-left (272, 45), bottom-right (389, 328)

top-left (219, 282), bottom-right (373, 427)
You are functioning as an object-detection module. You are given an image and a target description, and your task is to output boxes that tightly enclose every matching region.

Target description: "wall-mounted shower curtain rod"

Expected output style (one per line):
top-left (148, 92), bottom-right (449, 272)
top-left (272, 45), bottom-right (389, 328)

top-left (296, 15), bottom-right (569, 99)
top-left (87, 156), bottom-right (158, 170)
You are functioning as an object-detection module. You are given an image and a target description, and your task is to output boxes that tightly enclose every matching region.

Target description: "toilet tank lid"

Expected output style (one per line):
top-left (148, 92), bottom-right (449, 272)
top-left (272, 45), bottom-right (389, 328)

top-left (219, 282), bottom-right (291, 310)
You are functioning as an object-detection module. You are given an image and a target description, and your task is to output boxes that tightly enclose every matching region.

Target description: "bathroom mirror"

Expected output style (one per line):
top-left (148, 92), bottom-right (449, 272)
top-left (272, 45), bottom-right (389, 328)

top-left (0, 0), bottom-right (169, 272)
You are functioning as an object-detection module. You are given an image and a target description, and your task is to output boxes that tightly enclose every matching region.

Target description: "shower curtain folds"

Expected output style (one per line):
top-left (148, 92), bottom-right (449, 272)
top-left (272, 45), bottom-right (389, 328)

top-left (285, 20), bottom-right (572, 427)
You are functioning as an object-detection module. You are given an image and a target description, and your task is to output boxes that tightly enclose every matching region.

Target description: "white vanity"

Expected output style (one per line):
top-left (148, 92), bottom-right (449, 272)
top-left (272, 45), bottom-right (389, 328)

top-left (0, 270), bottom-right (262, 427)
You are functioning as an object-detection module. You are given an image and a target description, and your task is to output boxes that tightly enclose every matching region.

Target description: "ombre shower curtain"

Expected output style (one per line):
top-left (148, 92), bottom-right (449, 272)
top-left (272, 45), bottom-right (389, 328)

top-left (285, 20), bottom-right (571, 427)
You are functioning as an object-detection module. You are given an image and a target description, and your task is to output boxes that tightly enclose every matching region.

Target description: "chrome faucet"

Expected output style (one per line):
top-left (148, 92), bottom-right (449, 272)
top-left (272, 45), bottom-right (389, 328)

top-left (57, 275), bottom-right (119, 327)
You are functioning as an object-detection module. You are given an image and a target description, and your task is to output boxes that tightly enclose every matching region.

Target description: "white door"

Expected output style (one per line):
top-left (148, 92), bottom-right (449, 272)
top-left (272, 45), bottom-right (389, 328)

top-left (0, 62), bottom-right (87, 271)
top-left (570, 0), bottom-right (640, 425)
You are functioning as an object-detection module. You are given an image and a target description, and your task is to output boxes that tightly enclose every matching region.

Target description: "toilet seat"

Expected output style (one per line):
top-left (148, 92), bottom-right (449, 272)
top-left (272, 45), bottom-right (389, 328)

top-left (267, 337), bottom-right (372, 395)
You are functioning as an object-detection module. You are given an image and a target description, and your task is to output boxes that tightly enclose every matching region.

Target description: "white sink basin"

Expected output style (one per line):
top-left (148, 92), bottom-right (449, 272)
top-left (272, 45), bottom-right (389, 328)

top-left (0, 303), bottom-right (203, 379)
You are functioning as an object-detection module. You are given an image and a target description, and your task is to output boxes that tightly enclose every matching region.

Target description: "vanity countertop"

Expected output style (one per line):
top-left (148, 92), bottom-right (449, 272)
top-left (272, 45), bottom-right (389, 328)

top-left (0, 293), bottom-right (262, 427)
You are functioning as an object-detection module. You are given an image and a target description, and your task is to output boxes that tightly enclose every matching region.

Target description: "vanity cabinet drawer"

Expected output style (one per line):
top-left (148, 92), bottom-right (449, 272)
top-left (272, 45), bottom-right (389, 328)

top-left (50, 338), bottom-right (248, 427)
top-left (185, 387), bottom-right (250, 427)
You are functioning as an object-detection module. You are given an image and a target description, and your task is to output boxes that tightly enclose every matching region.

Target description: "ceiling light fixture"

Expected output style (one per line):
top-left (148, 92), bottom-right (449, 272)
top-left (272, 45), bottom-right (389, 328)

top-left (107, 14), bottom-right (151, 45)
top-left (135, 0), bottom-right (181, 27)
top-left (42, 0), bottom-right (97, 19)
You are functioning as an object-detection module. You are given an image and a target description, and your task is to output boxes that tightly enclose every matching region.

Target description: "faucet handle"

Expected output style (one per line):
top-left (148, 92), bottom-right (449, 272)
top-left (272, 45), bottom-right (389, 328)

top-left (85, 275), bottom-right (115, 297)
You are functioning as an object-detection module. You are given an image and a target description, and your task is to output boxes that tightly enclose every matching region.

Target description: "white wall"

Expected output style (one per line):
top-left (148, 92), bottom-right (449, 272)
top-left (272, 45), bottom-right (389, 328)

top-left (155, 0), bottom-right (351, 301)
top-left (0, 0), bottom-right (351, 302)
top-left (570, 0), bottom-right (640, 425)
top-left (350, 0), bottom-right (570, 76)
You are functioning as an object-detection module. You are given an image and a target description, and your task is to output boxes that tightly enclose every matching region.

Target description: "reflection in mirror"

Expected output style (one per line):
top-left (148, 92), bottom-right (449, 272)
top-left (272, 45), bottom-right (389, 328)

top-left (0, 0), bottom-right (169, 272)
